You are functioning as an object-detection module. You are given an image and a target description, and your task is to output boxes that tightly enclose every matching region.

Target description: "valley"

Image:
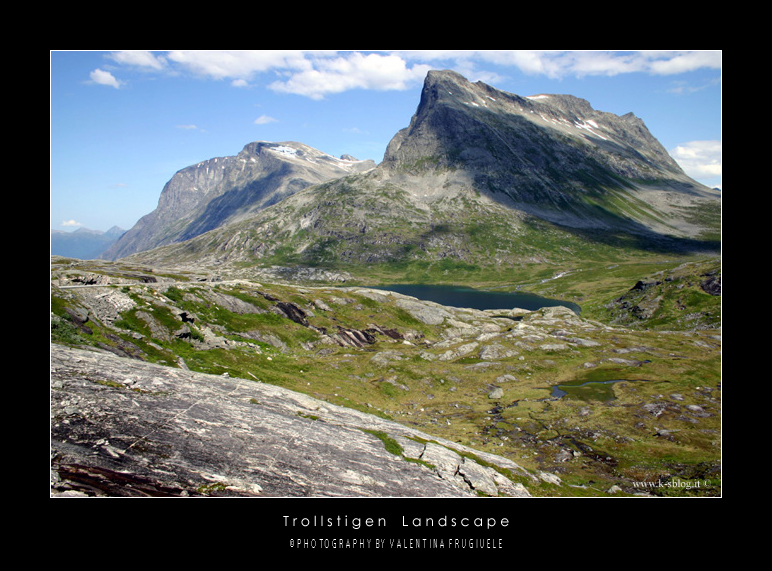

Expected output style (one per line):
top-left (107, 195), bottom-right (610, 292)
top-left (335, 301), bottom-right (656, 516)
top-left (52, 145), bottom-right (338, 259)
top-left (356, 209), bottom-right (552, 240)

top-left (51, 252), bottom-right (720, 497)
top-left (51, 69), bottom-right (720, 498)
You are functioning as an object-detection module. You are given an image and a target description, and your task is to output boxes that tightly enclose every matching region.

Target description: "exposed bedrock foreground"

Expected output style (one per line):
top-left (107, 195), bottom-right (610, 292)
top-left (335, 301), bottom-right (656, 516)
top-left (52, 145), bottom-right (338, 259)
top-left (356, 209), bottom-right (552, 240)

top-left (50, 344), bottom-right (533, 498)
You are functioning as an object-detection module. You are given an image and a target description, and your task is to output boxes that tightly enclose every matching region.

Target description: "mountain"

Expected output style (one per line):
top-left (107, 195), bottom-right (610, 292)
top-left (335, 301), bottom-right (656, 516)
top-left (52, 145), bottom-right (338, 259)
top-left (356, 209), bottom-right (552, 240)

top-left (51, 226), bottom-right (125, 259)
top-left (122, 70), bottom-right (720, 275)
top-left (50, 71), bottom-right (722, 497)
top-left (101, 142), bottom-right (376, 260)
top-left (381, 70), bottom-right (717, 234)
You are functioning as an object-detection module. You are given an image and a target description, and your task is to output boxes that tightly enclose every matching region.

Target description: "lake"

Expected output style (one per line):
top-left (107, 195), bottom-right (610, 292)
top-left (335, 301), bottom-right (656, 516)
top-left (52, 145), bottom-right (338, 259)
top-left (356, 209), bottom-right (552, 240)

top-left (372, 284), bottom-right (580, 314)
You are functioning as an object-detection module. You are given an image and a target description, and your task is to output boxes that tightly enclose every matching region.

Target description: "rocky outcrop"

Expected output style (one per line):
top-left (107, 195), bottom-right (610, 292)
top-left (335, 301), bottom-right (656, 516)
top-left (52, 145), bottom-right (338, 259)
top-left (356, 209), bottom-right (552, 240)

top-left (102, 142), bottom-right (375, 260)
top-left (50, 344), bottom-right (531, 497)
top-left (605, 260), bottom-right (722, 329)
top-left (701, 271), bottom-right (721, 296)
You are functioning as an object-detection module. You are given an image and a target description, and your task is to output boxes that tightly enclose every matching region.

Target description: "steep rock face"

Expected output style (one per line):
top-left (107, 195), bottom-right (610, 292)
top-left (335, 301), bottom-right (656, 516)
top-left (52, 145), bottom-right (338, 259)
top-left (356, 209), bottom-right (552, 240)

top-left (102, 142), bottom-right (375, 260)
top-left (381, 70), bottom-right (718, 232)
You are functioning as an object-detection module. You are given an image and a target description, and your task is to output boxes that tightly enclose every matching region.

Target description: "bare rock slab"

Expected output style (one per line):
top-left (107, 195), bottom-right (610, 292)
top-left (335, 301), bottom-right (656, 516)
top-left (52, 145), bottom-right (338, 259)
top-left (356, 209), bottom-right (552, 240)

top-left (50, 344), bottom-right (531, 497)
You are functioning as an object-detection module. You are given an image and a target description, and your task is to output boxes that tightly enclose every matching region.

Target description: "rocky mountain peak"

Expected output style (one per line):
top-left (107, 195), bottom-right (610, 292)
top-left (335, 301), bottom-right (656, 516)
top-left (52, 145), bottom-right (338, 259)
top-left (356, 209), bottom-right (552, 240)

top-left (389, 71), bottom-right (680, 173)
top-left (526, 92), bottom-right (596, 117)
top-left (236, 141), bottom-right (371, 169)
top-left (380, 70), bottom-right (713, 233)
top-left (101, 141), bottom-right (375, 260)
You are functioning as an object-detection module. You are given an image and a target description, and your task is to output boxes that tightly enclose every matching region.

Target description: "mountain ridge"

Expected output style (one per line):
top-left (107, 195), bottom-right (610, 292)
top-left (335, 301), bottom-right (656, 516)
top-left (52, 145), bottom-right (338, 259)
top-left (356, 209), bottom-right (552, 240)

top-left (380, 70), bottom-right (713, 229)
top-left (51, 226), bottom-right (126, 259)
top-left (117, 70), bottom-right (719, 274)
top-left (101, 141), bottom-right (375, 260)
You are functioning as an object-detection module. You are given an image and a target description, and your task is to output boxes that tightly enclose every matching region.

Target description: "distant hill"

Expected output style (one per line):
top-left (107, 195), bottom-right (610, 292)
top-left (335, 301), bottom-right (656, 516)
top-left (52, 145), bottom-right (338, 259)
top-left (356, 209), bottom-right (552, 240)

top-left (50, 226), bottom-right (125, 260)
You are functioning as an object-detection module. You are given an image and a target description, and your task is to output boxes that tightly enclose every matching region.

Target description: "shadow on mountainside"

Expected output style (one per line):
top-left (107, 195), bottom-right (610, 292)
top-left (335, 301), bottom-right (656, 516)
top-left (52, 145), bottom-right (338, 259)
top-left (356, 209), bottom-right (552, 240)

top-left (529, 218), bottom-right (721, 255)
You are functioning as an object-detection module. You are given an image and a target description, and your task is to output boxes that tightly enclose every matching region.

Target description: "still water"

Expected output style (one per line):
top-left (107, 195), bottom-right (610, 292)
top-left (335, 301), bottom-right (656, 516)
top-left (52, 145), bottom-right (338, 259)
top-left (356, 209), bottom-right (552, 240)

top-left (551, 379), bottom-right (647, 402)
top-left (373, 284), bottom-right (580, 314)
top-left (551, 380), bottom-right (624, 402)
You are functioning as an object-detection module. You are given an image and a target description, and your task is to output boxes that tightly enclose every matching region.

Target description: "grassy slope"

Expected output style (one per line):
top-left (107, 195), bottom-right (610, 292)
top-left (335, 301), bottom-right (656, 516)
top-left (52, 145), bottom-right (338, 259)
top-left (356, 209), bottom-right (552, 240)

top-left (51, 245), bottom-right (721, 496)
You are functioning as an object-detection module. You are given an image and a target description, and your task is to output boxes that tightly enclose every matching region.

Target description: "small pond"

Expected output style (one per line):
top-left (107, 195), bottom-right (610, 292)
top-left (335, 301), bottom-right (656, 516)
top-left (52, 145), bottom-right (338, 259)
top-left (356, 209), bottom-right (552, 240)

top-left (551, 379), bottom-right (645, 402)
top-left (373, 284), bottom-right (580, 314)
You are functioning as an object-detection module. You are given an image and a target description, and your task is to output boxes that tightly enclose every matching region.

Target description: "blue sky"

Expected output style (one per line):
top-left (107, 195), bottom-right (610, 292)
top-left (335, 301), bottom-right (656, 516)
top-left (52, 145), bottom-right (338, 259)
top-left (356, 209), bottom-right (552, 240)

top-left (50, 50), bottom-right (722, 233)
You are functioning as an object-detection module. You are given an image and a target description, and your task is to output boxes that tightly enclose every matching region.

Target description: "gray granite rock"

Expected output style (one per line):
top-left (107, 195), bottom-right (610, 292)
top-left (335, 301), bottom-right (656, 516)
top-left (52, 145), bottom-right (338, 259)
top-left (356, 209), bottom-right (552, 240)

top-left (50, 344), bottom-right (531, 497)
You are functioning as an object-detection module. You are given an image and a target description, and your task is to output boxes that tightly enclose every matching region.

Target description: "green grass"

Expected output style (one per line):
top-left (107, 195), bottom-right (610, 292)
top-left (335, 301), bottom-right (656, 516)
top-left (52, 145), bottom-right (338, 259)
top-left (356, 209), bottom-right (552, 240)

top-left (51, 253), bottom-right (721, 496)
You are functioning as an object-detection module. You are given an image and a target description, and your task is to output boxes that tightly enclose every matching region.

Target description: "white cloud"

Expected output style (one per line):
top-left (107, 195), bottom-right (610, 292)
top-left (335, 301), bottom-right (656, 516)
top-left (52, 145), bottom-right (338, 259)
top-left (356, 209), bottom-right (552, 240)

top-left (61, 220), bottom-right (82, 227)
top-left (398, 50), bottom-right (721, 79)
top-left (89, 68), bottom-right (123, 88)
top-left (254, 115), bottom-right (278, 125)
top-left (107, 50), bottom-right (166, 70)
top-left (164, 50), bottom-right (320, 81)
top-left (100, 50), bottom-right (722, 98)
top-left (646, 51), bottom-right (722, 75)
top-left (268, 52), bottom-right (432, 99)
top-left (111, 51), bottom-right (429, 98)
top-left (667, 76), bottom-right (721, 95)
top-left (670, 140), bottom-right (722, 183)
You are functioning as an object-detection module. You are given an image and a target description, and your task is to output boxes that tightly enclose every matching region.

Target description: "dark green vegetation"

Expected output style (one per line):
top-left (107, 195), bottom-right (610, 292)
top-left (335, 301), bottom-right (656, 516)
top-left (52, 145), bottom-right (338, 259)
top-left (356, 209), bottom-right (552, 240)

top-left (51, 250), bottom-right (721, 497)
